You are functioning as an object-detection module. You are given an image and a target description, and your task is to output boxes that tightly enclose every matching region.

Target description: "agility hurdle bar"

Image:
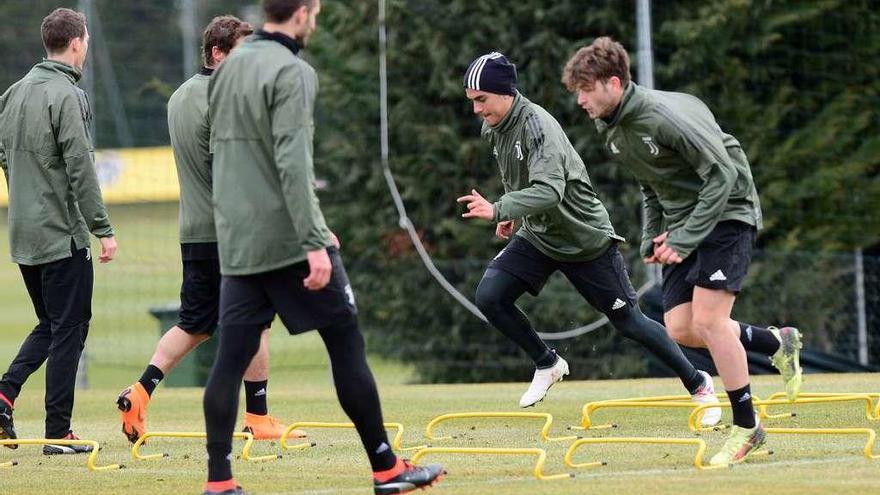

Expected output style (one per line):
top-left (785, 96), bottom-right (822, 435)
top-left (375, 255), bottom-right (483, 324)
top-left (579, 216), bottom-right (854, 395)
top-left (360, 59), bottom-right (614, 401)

top-left (424, 412), bottom-right (578, 443)
top-left (131, 431), bottom-right (279, 462)
top-left (411, 446), bottom-right (573, 480)
top-left (280, 422), bottom-right (426, 452)
top-left (688, 395), bottom-right (876, 432)
top-left (576, 394), bottom-right (752, 433)
top-left (0, 438), bottom-right (121, 471)
top-left (564, 436), bottom-right (772, 470)
top-left (572, 394), bottom-right (700, 430)
top-left (764, 427), bottom-right (880, 460)
top-left (564, 437), bottom-right (725, 470)
top-left (758, 392), bottom-right (880, 420)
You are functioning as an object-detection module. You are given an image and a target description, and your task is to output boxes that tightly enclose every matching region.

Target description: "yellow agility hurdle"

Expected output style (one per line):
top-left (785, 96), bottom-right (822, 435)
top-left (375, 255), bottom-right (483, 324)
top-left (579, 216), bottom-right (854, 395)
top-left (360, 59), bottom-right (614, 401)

top-left (577, 394), bottom-right (750, 433)
top-left (758, 392), bottom-right (880, 420)
top-left (132, 431), bottom-right (279, 463)
top-left (411, 446), bottom-right (573, 480)
top-left (572, 394), bottom-right (700, 431)
top-left (424, 412), bottom-right (578, 443)
top-left (280, 422), bottom-right (426, 452)
top-left (0, 438), bottom-right (121, 471)
top-left (764, 427), bottom-right (880, 460)
top-left (688, 395), bottom-right (876, 432)
top-left (563, 437), bottom-right (727, 470)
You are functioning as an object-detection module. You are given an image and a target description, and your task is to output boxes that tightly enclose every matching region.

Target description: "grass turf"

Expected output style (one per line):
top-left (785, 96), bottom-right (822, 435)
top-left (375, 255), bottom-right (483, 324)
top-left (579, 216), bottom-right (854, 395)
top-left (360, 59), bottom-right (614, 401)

top-left (0, 373), bottom-right (879, 494)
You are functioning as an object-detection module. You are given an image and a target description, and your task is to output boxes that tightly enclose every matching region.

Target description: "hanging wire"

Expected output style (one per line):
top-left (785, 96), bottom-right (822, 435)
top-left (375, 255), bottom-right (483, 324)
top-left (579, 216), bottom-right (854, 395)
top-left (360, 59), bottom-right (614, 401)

top-left (376, 0), bottom-right (653, 340)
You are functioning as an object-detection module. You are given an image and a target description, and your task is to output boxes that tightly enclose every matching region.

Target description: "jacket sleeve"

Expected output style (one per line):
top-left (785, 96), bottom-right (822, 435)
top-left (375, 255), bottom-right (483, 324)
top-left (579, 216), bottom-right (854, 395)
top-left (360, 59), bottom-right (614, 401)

top-left (656, 115), bottom-right (736, 259)
top-left (271, 65), bottom-right (330, 252)
top-left (639, 184), bottom-right (664, 258)
top-left (0, 139), bottom-right (7, 183)
top-left (57, 91), bottom-right (113, 237)
top-left (0, 94), bottom-right (6, 182)
top-left (493, 115), bottom-right (564, 221)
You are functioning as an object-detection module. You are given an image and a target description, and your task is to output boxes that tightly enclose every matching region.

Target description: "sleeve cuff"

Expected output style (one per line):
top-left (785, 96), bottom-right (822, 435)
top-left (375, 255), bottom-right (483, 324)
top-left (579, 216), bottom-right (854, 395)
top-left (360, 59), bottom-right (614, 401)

top-left (92, 226), bottom-right (114, 238)
top-left (302, 233), bottom-right (330, 252)
top-left (665, 238), bottom-right (694, 260)
top-left (492, 201), bottom-right (504, 222)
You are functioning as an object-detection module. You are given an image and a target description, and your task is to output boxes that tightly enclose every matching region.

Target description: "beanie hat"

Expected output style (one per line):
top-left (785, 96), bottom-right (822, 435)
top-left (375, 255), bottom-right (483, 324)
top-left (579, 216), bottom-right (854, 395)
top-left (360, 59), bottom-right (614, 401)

top-left (463, 52), bottom-right (517, 96)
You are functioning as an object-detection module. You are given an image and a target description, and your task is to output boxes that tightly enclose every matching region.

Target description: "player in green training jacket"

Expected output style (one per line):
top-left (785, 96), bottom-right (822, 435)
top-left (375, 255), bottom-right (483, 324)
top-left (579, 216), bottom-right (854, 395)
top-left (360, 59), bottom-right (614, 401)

top-left (115, 15), bottom-right (303, 449)
top-left (0, 8), bottom-right (117, 455)
top-left (458, 52), bottom-right (723, 425)
top-left (202, 1), bottom-right (444, 494)
top-left (563, 36), bottom-right (803, 466)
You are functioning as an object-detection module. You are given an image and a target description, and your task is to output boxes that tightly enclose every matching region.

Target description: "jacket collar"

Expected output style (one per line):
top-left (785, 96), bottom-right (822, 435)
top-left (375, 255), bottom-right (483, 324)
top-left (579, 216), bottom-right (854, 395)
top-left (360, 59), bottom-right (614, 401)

top-left (601, 81), bottom-right (638, 128)
top-left (253, 29), bottom-right (301, 55)
top-left (35, 59), bottom-right (82, 84)
top-left (490, 92), bottom-right (527, 134)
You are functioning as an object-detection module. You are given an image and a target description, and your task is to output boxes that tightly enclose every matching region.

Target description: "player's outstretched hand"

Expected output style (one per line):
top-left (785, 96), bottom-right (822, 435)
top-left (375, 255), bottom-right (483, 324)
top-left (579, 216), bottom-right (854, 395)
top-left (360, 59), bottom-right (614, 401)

top-left (457, 189), bottom-right (495, 221)
top-left (304, 248), bottom-right (332, 291)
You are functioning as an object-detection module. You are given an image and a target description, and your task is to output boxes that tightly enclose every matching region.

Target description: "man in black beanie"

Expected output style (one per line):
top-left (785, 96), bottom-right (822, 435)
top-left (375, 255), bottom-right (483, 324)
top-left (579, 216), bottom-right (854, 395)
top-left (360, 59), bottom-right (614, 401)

top-left (457, 52), bottom-right (721, 425)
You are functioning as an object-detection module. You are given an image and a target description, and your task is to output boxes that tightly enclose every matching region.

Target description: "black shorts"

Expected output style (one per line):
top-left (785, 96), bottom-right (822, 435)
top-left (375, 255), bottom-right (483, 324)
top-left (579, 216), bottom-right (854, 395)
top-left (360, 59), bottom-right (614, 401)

top-left (486, 236), bottom-right (637, 315)
top-left (219, 247), bottom-right (357, 333)
top-left (177, 243), bottom-right (221, 335)
top-left (662, 220), bottom-right (757, 312)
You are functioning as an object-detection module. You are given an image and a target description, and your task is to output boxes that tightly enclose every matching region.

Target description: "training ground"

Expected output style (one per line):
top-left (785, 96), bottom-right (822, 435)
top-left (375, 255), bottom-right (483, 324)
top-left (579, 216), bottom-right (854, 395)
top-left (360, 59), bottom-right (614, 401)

top-left (0, 205), bottom-right (878, 494)
top-left (0, 371), bottom-right (877, 494)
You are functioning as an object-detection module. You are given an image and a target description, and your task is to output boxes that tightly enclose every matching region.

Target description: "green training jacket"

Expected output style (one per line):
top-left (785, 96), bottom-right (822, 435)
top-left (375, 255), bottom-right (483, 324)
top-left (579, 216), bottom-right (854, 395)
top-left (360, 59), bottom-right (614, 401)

top-left (168, 68), bottom-right (215, 244)
top-left (595, 82), bottom-right (763, 259)
top-left (209, 32), bottom-right (331, 276)
top-left (484, 92), bottom-right (622, 262)
top-left (0, 60), bottom-right (112, 265)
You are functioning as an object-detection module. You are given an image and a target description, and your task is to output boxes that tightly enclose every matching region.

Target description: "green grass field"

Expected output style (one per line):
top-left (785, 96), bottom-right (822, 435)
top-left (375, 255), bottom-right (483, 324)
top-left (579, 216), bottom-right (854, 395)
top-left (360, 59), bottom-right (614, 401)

top-left (1, 204), bottom-right (879, 494)
top-left (1, 374), bottom-right (879, 494)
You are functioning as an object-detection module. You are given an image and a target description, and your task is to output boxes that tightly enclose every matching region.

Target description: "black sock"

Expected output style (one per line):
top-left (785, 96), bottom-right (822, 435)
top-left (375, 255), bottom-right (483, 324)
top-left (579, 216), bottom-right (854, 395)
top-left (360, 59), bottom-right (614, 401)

top-left (319, 318), bottom-right (397, 472)
top-left (204, 324), bottom-right (263, 482)
top-left (535, 350), bottom-right (558, 369)
top-left (738, 323), bottom-right (781, 356)
top-left (607, 307), bottom-right (704, 394)
top-left (138, 365), bottom-right (165, 397)
top-left (726, 384), bottom-right (756, 428)
top-left (684, 369), bottom-right (706, 396)
top-left (475, 270), bottom-right (555, 368)
top-left (244, 380), bottom-right (268, 416)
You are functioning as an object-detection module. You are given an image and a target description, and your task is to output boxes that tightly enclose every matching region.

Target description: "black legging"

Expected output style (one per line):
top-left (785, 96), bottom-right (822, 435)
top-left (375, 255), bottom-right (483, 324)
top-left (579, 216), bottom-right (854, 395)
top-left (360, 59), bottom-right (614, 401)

top-left (475, 269), bottom-right (702, 393)
top-left (475, 270), bottom-right (556, 368)
top-left (606, 306), bottom-right (702, 392)
top-left (204, 318), bottom-right (396, 482)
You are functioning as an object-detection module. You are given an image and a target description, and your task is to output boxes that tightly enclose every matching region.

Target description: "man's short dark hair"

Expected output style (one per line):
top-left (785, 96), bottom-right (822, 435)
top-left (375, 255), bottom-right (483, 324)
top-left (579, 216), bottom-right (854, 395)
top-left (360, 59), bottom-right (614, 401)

top-left (203, 15), bottom-right (254, 67)
top-left (262, 0), bottom-right (316, 24)
top-left (41, 8), bottom-right (87, 54)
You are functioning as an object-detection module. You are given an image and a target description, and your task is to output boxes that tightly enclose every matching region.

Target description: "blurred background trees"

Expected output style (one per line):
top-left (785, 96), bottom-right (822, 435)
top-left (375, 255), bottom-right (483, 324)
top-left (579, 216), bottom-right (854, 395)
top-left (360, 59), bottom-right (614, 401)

top-left (1, 0), bottom-right (877, 382)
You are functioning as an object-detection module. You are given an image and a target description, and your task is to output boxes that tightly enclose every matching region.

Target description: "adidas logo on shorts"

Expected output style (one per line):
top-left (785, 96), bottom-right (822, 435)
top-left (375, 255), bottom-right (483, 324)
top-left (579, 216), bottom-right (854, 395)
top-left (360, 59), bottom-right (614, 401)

top-left (611, 298), bottom-right (626, 310)
top-left (709, 270), bottom-right (727, 281)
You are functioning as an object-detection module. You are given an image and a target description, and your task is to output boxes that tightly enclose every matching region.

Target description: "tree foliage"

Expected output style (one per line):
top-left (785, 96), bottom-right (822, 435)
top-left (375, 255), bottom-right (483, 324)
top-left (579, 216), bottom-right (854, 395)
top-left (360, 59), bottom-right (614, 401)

top-left (0, 1), bottom-right (876, 381)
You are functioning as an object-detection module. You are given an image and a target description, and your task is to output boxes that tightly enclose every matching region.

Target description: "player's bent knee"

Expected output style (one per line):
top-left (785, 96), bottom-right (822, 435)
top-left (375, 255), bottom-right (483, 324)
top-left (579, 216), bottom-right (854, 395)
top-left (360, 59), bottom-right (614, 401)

top-left (690, 316), bottom-right (723, 342)
top-left (665, 321), bottom-right (692, 343)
